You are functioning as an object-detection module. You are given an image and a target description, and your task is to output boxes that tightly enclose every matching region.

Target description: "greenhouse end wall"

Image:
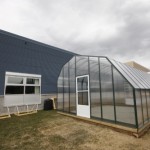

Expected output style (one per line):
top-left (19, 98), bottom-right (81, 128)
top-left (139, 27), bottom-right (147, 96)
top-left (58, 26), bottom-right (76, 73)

top-left (57, 56), bottom-right (150, 129)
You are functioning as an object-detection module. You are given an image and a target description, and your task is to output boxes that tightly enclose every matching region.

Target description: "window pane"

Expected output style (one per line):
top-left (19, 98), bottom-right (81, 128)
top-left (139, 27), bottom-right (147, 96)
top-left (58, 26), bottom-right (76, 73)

top-left (27, 78), bottom-right (39, 84)
top-left (6, 86), bottom-right (24, 94)
top-left (25, 86), bottom-right (40, 94)
top-left (8, 77), bottom-right (23, 84)
top-left (90, 57), bottom-right (101, 118)
top-left (78, 92), bottom-right (88, 105)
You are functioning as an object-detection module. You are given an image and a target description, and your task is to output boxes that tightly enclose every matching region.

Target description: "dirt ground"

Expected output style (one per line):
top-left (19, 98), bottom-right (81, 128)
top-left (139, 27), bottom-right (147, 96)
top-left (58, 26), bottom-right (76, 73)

top-left (0, 110), bottom-right (150, 150)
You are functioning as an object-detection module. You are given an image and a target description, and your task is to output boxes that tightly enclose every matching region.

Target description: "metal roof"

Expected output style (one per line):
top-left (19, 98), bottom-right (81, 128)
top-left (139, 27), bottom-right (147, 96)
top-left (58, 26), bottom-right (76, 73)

top-left (109, 58), bottom-right (150, 89)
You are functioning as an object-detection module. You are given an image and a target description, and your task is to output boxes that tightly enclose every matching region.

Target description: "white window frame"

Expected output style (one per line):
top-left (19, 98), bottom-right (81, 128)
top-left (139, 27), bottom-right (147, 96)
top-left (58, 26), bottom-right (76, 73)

top-left (4, 72), bottom-right (42, 106)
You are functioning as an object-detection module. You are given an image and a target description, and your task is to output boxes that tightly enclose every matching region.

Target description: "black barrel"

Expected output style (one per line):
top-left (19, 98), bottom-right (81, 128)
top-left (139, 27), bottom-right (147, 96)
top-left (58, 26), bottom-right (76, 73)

top-left (44, 99), bottom-right (53, 110)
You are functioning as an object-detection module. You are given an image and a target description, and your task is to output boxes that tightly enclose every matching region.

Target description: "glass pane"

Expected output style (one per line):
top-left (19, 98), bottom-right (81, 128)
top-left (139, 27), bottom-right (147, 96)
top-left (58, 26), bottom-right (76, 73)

top-left (69, 57), bottom-right (76, 113)
top-left (78, 92), bottom-right (88, 105)
top-left (135, 90), bottom-right (143, 126)
top-left (90, 57), bottom-right (101, 118)
top-left (77, 77), bottom-right (88, 91)
top-left (141, 90), bottom-right (148, 123)
top-left (57, 69), bottom-right (64, 111)
top-left (7, 77), bottom-right (23, 84)
top-left (100, 58), bottom-right (114, 121)
top-left (25, 86), bottom-right (40, 94)
top-left (76, 56), bottom-right (88, 76)
top-left (5, 86), bottom-right (24, 94)
top-left (27, 78), bottom-right (39, 84)
top-left (64, 63), bottom-right (69, 112)
top-left (113, 67), bottom-right (135, 125)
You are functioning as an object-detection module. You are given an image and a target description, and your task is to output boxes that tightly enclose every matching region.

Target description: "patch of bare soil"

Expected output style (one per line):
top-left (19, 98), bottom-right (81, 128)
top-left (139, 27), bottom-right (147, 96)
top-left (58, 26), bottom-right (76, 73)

top-left (38, 115), bottom-right (150, 150)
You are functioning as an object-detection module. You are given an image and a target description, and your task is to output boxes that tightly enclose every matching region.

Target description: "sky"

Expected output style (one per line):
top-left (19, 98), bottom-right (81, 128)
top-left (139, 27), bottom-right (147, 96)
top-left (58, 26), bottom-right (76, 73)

top-left (0, 0), bottom-right (150, 68)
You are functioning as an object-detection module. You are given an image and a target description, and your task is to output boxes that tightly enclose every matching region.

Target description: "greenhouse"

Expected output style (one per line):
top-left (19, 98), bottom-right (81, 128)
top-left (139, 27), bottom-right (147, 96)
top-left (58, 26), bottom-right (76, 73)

top-left (57, 56), bottom-right (150, 131)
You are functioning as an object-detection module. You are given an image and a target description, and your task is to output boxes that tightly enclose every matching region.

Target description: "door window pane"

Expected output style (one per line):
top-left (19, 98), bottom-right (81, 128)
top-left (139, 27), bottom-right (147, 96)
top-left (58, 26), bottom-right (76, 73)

top-left (77, 77), bottom-right (88, 91)
top-left (78, 92), bottom-right (88, 105)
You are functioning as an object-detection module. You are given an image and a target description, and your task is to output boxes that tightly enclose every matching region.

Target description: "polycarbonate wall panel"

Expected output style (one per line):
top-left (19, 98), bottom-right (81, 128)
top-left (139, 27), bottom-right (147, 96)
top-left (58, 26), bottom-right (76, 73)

top-left (57, 69), bottom-right (64, 111)
top-left (146, 90), bottom-right (150, 120)
top-left (113, 67), bottom-right (135, 125)
top-left (100, 58), bottom-right (114, 121)
top-left (69, 57), bottom-right (76, 113)
top-left (90, 57), bottom-right (101, 118)
top-left (63, 63), bottom-right (69, 112)
top-left (141, 90), bottom-right (148, 123)
top-left (135, 90), bottom-right (143, 126)
top-left (76, 56), bottom-right (88, 76)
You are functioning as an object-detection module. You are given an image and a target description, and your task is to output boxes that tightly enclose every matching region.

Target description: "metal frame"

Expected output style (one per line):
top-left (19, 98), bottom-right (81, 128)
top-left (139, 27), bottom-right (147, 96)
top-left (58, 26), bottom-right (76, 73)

top-left (98, 57), bottom-right (103, 118)
top-left (111, 65), bottom-right (116, 123)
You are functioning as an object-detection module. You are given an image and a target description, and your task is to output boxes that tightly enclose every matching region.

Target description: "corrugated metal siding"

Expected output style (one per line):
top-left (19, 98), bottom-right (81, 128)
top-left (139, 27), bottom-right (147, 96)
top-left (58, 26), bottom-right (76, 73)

top-left (109, 58), bottom-right (150, 89)
top-left (0, 30), bottom-right (76, 95)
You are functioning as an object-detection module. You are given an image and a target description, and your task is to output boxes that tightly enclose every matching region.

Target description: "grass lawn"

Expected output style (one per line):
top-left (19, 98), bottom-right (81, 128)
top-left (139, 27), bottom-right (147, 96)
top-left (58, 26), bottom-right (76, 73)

top-left (0, 110), bottom-right (150, 150)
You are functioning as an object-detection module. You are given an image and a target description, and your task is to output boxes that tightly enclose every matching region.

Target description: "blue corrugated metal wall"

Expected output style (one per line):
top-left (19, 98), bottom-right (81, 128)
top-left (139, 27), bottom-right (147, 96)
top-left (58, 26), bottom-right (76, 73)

top-left (0, 30), bottom-right (76, 95)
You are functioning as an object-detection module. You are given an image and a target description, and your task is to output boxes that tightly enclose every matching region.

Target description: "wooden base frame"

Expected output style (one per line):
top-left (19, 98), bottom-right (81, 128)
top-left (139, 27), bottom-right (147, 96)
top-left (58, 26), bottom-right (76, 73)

top-left (0, 107), bottom-right (11, 119)
top-left (14, 104), bottom-right (38, 116)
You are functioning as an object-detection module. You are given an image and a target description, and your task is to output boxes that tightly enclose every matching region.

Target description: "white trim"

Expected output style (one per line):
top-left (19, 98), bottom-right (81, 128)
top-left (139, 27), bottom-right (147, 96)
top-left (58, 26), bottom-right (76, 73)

top-left (4, 71), bottom-right (42, 107)
top-left (76, 75), bottom-right (90, 118)
top-left (6, 72), bottom-right (41, 78)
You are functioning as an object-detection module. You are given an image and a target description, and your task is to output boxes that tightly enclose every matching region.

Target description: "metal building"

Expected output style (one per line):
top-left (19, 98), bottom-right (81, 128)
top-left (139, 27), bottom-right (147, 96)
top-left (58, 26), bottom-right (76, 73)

top-left (0, 30), bottom-right (75, 114)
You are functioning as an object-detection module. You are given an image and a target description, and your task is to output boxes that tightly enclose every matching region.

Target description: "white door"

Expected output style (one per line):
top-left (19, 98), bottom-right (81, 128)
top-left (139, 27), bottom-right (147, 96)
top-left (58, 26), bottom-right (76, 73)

top-left (76, 75), bottom-right (90, 118)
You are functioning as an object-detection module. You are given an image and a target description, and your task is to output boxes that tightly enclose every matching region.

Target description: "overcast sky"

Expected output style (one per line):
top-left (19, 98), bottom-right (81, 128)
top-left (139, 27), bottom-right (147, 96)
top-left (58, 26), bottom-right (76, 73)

top-left (0, 0), bottom-right (150, 68)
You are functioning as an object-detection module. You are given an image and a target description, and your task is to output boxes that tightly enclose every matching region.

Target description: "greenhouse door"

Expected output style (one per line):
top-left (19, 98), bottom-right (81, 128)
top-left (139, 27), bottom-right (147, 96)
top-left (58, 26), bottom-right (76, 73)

top-left (76, 75), bottom-right (90, 118)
